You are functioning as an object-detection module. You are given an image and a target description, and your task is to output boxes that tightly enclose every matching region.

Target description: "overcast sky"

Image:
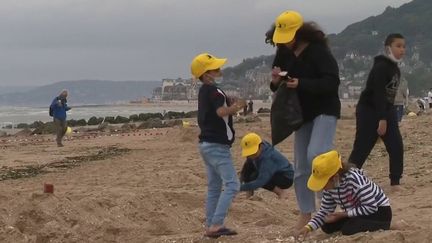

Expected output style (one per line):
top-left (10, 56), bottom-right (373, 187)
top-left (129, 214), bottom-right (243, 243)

top-left (0, 0), bottom-right (412, 86)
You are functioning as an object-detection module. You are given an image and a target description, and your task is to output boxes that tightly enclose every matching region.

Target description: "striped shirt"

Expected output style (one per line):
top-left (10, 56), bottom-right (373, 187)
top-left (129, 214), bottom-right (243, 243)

top-left (308, 168), bottom-right (390, 230)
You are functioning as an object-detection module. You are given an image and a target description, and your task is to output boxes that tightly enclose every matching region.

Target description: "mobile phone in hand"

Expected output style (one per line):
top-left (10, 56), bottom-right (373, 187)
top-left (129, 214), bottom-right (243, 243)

top-left (278, 71), bottom-right (288, 76)
top-left (278, 71), bottom-right (293, 80)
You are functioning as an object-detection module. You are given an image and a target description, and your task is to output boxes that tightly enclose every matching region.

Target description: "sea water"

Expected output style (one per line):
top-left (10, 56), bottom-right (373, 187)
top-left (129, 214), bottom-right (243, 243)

top-left (0, 103), bottom-right (197, 126)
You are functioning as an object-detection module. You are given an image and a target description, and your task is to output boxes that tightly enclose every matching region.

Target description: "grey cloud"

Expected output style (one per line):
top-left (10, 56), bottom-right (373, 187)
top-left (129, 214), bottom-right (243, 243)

top-left (0, 0), bottom-right (412, 85)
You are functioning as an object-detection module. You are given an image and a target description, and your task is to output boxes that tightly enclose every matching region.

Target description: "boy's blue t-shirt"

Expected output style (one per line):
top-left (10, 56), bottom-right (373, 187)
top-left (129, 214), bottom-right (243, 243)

top-left (197, 83), bottom-right (235, 145)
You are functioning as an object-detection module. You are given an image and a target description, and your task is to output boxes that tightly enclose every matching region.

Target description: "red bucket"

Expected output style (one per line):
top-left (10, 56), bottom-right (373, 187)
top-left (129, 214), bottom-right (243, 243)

top-left (44, 183), bottom-right (54, 193)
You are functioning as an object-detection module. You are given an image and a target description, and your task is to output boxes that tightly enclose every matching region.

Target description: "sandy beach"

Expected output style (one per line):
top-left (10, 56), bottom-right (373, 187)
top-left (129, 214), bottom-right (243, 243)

top-left (0, 107), bottom-right (431, 242)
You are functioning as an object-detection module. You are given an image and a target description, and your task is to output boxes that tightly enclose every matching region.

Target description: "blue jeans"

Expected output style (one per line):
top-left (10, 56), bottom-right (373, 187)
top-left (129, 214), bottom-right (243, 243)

top-left (199, 142), bottom-right (240, 227)
top-left (294, 115), bottom-right (337, 213)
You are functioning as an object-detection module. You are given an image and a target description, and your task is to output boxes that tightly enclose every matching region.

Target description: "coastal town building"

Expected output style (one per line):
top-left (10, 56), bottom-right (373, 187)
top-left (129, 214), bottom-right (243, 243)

top-left (242, 61), bottom-right (272, 100)
top-left (339, 78), bottom-right (363, 99)
top-left (152, 78), bottom-right (199, 101)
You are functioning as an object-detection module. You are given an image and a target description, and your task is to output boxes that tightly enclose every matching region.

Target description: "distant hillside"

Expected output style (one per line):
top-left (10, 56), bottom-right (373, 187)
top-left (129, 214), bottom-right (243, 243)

top-left (0, 80), bottom-right (160, 106)
top-left (222, 0), bottom-right (432, 96)
top-left (0, 86), bottom-right (36, 95)
top-left (329, 0), bottom-right (432, 95)
top-left (329, 0), bottom-right (432, 61)
top-left (223, 55), bottom-right (275, 81)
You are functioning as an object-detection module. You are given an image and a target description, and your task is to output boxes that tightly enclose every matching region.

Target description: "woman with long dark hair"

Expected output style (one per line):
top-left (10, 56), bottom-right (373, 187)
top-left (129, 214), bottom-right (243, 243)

top-left (268, 11), bottom-right (341, 229)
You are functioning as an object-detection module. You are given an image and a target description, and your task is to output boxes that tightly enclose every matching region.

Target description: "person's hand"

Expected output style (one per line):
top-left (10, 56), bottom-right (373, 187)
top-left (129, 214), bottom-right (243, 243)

top-left (377, 119), bottom-right (387, 136)
top-left (324, 212), bottom-right (346, 223)
top-left (294, 225), bottom-right (311, 241)
top-left (245, 190), bottom-right (254, 199)
top-left (271, 66), bottom-right (282, 84)
top-left (286, 78), bottom-right (299, 88)
top-left (233, 191), bottom-right (254, 202)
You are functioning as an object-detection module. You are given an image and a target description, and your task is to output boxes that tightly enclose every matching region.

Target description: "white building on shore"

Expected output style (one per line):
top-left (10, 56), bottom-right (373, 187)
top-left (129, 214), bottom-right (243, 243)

top-left (153, 78), bottom-right (199, 101)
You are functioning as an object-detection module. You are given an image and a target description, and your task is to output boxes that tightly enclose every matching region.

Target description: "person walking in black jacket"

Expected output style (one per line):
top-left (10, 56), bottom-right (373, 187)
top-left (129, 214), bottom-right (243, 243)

top-left (268, 10), bottom-right (341, 229)
top-left (348, 33), bottom-right (406, 189)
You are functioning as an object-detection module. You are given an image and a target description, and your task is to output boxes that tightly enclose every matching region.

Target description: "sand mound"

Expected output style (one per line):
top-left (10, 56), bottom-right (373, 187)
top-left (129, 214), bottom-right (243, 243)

top-left (174, 127), bottom-right (199, 143)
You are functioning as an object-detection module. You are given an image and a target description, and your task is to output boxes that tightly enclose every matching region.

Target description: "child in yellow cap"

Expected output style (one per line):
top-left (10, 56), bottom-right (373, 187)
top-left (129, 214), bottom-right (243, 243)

top-left (239, 133), bottom-right (294, 199)
top-left (295, 150), bottom-right (392, 239)
top-left (191, 53), bottom-right (246, 238)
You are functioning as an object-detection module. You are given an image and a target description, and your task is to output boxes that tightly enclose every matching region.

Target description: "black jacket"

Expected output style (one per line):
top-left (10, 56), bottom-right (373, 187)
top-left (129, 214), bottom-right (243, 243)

top-left (358, 55), bottom-right (400, 119)
top-left (198, 83), bottom-right (235, 145)
top-left (271, 43), bottom-right (341, 122)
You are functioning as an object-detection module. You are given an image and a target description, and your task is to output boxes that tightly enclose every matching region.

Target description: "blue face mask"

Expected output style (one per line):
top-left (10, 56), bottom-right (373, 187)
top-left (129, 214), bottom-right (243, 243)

top-left (207, 73), bottom-right (223, 84)
top-left (214, 76), bottom-right (223, 84)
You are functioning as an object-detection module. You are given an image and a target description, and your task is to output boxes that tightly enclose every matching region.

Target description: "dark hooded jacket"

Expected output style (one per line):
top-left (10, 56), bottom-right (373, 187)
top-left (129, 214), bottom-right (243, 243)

top-left (271, 43), bottom-right (341, 123)
top-left (357, 55), bottom-right (401, 119)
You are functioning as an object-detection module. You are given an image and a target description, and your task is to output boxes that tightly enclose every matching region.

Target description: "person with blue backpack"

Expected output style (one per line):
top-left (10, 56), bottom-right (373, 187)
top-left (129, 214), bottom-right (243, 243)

top-left (50, 89), bottom-right (71, 147)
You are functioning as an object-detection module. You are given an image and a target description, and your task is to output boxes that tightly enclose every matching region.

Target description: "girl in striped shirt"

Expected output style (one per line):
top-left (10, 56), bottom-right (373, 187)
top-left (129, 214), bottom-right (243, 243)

top-left (296, 150), bottom-right (392, 238)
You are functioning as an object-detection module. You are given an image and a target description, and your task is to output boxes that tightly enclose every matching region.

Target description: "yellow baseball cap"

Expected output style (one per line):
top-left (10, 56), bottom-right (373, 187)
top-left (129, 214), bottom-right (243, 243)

top-left (273, 10), bottom-right (303, 44)
top-left (241, 133), bottom-right (262, 157)
top-left (307, 150), bottom-right (342, 192)
top-left (190, 53), bottom-right (227, 79)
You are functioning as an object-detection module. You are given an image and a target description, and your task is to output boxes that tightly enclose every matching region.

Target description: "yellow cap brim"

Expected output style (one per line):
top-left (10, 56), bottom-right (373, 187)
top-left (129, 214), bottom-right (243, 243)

top-left (241, 145), bottom-right (259, 157)
top-left (192, 58), bottom-right (227, 79)
top-left (207, 58), bottom-right (227, 71)
top-left (307, 175), bottom-right (330, 192)
top-left (273, 29), bottom-right (297, 44)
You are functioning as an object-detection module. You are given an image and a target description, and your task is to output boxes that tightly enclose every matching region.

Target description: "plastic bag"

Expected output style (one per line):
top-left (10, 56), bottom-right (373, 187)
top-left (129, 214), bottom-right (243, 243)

top-left (271, 81), bottom-right (303, 145)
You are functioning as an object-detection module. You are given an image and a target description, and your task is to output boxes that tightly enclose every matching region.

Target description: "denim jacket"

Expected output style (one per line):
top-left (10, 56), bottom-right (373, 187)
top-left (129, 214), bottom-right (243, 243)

top-left (240, 141), bottom-right (294, 191)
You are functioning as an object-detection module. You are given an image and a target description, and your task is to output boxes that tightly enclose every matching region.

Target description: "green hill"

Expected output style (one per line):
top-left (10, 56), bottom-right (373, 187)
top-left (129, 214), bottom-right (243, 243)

top-left (330, 0), bottom-right (432, 61)
top-left (223, 55), bottom-right (275, 81)
top-left (223, 0), bottom-right (431, 96)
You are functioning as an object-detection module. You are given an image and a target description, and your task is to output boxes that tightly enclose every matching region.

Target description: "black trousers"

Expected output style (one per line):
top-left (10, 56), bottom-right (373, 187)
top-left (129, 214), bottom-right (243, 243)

top-left (240, 160), bottom-right (293, 191)
top-left (348, 105), bottom-right (403, 185)
top-left (321, 206), bottom-right (392, 235)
